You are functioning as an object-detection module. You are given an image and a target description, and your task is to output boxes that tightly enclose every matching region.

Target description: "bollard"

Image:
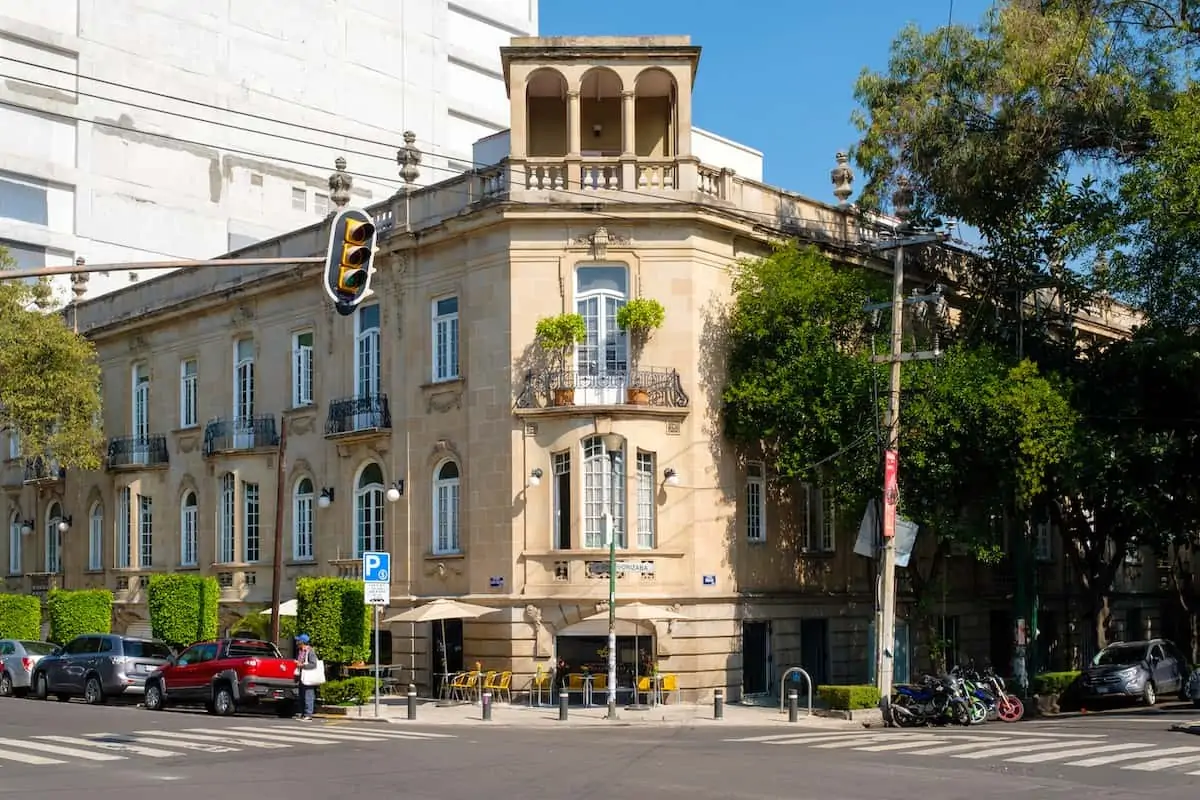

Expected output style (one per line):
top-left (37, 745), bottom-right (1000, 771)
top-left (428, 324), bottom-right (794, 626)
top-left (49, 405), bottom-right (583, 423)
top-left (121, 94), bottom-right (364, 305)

top-left (714, 688), bottom-right (724, 720)
top-left (788, 690), bottom-right (799, 723)
top-left (407, 685), bottom-right (417, 720)
top-left (558, 689), bottom-right (569, 721)
top-left (482, 691), bottom-right (493, 721)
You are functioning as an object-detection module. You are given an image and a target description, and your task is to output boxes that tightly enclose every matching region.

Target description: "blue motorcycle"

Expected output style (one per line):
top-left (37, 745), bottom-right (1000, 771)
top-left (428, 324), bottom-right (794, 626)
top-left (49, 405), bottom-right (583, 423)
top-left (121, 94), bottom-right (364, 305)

top-left (890, 673), bottom-right (972, 727)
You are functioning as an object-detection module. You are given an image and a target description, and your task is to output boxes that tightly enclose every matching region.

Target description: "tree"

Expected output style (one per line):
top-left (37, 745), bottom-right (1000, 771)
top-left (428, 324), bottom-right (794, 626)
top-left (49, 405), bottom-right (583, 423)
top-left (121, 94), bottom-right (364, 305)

top-left (0, 247), bottom-right (103, 469)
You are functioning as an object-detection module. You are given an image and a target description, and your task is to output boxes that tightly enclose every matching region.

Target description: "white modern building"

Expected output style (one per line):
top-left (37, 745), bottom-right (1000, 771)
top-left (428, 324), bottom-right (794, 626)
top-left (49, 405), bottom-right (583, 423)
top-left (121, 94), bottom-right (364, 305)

top-left (0, 0), bottom-right (537, 299)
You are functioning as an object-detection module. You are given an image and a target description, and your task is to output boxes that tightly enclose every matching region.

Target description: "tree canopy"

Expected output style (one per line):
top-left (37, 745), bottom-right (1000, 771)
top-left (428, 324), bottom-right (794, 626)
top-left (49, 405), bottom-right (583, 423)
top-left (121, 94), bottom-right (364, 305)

top-left (0, 248), bottom-right (103, 470)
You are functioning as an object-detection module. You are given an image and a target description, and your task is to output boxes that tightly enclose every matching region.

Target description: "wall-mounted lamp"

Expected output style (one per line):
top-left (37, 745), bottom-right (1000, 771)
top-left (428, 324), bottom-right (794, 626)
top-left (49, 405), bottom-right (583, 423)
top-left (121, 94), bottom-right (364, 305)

top-left (663, 468), bottom-right (680, 487)
top-left (601, 432), bottom-right (625, 453)
top-left (527, 468), bottom-right (543, 488)
top-left (386, 479), bottom-right (405, 503)
top-left (58, 515), bottom-right (72, 533)
top-left (318, 488), bottom-right (335, 509)
top-left (20, 519), bottom-right (33, 536)
top-left (592, 123), bottom-right (603, 137)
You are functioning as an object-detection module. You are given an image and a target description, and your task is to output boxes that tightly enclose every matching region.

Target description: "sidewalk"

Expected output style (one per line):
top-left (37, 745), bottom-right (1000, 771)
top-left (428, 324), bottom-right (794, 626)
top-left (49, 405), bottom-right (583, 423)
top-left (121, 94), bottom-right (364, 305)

top-left (318, 695), bottom-right (864, 729)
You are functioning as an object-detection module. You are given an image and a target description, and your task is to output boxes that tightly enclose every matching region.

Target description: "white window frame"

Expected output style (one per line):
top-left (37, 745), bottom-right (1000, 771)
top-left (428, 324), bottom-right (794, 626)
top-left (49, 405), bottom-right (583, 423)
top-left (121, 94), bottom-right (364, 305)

top-left (552, 451), bottom-right (571, 550)
top-left (433, 460), bottom-right (461, 554)
top-left (355, 304), bottom-right (381, 397)
top-left (293, 477), bottom-right (314, 561)
top-left (354, 463), bottom-right (385, 557)
top-left (8, 512), bottom-right (21, 575)
top-left (46, 502), bottom-right (62, 574)
top-left (181, 492), bottom-right (198, 567)
top-left (233, 338), bottom-right (255, 447)
top-left (88, 502), bottom-right (103, 571)
top-left (582, 436), bottom-right (625, 549)
top-left (180, 358), bottom-right (198, 428)
top-left (636, 450), bottom-right (656, 549)
top-left (137, 494), bottom-right (153, 568)
top-left (292, 331), bottom-right (314, 407)
top-left (243, 482), bottom-right (261, 563)
top-left (115, 487), bottom-right (131, 568)
top-left (818, 486), bottom-right (835, 552)
top-left (432, 295), bottom-right (460, 382)
top-left (574, 266), bottom-right (629, 405)
top-left (217, 473), bottom-right (236, 564)
top-left (291, 186), bottom-right (307, 211)
top-left (745, 462), bottom-right (766, 542)
top-left (1034, 521), bottom-right (1053, 562)
top-left (8, 430), bottom-right (20, 460)
top-left (132, 363), bottom-right (150, 465)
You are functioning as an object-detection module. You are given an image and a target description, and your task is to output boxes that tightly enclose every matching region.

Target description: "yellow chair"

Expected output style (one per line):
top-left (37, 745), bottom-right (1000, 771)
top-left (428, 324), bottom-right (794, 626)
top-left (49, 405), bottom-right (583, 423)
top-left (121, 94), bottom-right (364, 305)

top-left (446, 671), bottom-right (468, 701)
top-left (568, 673), bottom-right (584, 691)
top-left (592, 674), bottom-right (607, 692)
top-left (462, 671), bottom-right (481, 702)
top-left (495, 671), bottom-right (513, 703)
top-left (636, 675), bottom-right (653, 703)
top-left (661, 674), bottom-right (679, 704)
top-left (482, 670), bottom-right (498, 695)
top-left (530, 666), bottom-right (550, 706)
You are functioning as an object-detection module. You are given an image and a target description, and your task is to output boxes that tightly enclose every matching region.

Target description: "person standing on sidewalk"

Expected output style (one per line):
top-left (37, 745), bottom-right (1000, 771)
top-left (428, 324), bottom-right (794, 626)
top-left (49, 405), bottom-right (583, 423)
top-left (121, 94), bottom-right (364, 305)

top-left (295, 634), bottom-right (323, 720)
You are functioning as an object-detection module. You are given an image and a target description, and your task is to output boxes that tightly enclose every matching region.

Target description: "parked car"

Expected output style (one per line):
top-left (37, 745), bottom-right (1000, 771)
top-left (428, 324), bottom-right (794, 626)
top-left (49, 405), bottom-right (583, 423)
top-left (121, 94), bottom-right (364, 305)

top-left (143, 638), bottom-right (299, 717)
top-left (0, 639), bottom-right (59, 697)
top-left (1077, 638), bottom-right (1188, 705)
top-left (31, 634), bottom-right (174, 704)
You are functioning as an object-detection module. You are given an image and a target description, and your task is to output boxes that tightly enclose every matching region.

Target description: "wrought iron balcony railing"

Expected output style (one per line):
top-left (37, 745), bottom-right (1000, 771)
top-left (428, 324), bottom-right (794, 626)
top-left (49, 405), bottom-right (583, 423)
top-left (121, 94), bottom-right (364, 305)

top-left (325, 393), bottom-right (392, 437)
top-left (203, 415), bottom-right (280, 456)
top-left (23, 456), bottom-right (64, 484)
top-left (106, 434), bottom-right (169, 469)
top-left (514, 367), bottom-right (690, 410)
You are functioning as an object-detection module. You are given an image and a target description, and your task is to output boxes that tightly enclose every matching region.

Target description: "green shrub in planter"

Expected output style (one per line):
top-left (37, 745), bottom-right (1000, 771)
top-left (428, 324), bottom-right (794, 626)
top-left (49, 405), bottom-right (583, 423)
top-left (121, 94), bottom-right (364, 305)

top-left (0, 594), bottom-right (41, 640)
top-left (147, 574), bottom-right (220, 648)
top-left (817, 684), bottom-right (882, 710)
top-left (318, 677), bottom-right (379, 705)
top-left (1032, 670), bottom-right (1081, 696)
top-left (46, 588), bottom-right (112, 644)
top-left (295, 577), bottom-right (370, 664)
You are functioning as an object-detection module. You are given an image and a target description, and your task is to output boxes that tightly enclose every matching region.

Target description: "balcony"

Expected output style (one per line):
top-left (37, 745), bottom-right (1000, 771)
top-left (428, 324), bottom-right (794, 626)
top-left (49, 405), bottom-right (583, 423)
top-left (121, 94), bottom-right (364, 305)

top-left (514, 367), bottom-right (689, 415)
top-left (106, 434), bottom-right (170, 470)
top-left (203, 415), bottom-right (280, 457)
top-left (23, 456), bottom-right (64, 486)
top-left (324, 394), bottom-right (392, 442)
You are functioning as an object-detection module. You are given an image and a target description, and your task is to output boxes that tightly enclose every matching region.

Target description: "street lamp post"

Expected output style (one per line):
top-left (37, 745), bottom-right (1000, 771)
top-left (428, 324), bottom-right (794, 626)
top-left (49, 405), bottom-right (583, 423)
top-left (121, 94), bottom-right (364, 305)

top-left (601, 432), bottom-right (625, 721)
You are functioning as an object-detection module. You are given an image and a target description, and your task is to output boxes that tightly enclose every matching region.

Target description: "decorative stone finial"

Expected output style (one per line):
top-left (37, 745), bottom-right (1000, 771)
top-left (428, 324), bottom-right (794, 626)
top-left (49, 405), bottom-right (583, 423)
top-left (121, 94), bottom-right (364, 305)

top-left (328, 157), bottom-right (352, 213)
top-left (831, 152), bottom-right (854, 206)
top-left (70, 257), bottom-right (89, 301)
top-left (397, 131), bottom-right (422, 188)
top-left (892, 176), bottom-right (914, 222)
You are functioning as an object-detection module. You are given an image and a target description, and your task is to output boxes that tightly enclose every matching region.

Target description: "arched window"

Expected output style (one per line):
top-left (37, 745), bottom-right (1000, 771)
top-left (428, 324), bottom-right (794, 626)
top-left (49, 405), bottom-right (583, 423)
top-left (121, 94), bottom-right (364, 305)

top-left (180, 491), bottom-right (198, 567)
top-left (46, 501), bottom-right (62, 574)
top-left (582, 436), bottom-right (625, 549)
top-left (354, 463), bottom-right (385, 557)
top-left (293, 477), bottom-right (315, 561)
top-left (433, 461), bottom-right (460, 555)
top-left (88, 502), bottom-right (104, 571)
top-left (575, 266), bottom-right (629, 405)
top-left (7, 512), bottom-right (21, 576)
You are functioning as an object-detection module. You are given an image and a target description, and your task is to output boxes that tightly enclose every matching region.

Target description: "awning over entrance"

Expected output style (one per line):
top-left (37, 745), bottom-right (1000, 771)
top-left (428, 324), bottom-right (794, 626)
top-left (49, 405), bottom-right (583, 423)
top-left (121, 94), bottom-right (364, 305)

top-left (556, 618), bottom-right (655, 637)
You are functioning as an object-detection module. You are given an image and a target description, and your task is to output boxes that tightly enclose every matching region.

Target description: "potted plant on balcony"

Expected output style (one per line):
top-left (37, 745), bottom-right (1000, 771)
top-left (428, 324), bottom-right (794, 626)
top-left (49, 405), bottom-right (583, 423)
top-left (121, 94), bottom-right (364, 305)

top-left (615, 297), bottom-right (665, 405)
top-left (534, 312), bottom-right (587, 407)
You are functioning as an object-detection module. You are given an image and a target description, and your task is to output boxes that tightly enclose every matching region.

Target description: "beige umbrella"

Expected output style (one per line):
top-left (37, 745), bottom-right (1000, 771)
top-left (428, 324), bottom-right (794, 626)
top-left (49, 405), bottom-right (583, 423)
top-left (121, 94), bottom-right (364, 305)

top-left (259, 598), bottom-right (298, 617)
top-left (383, 599), bottom-right (499, 683)
top-left (582, 602), bottom-right (689, 707)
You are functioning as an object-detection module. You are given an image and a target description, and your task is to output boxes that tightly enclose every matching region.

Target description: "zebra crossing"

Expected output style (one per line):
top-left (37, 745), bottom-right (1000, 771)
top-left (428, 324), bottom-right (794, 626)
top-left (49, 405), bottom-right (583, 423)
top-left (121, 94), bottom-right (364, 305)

top-left (0, 723), bottom-right (454, 768)
top-left (723, 728), bottom-right (1200, 775)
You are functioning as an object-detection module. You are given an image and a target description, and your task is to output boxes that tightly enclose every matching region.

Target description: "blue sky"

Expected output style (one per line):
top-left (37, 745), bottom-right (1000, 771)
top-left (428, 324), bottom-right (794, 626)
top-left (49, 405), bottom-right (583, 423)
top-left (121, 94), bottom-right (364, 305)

top-left (541, 0), bottom-right (995, 204)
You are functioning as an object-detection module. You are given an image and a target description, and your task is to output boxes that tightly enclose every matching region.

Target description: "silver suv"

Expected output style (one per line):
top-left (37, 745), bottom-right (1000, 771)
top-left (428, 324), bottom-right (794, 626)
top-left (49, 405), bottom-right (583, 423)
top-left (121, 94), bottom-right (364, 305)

top-left (32, 634), bottom-right (173, 704)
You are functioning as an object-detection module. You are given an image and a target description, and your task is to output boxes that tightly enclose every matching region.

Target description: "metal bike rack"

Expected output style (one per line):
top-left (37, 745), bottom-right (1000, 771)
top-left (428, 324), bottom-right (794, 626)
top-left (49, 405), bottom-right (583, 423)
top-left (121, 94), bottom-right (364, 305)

top-left (779, 667), bottom-right (813, 716)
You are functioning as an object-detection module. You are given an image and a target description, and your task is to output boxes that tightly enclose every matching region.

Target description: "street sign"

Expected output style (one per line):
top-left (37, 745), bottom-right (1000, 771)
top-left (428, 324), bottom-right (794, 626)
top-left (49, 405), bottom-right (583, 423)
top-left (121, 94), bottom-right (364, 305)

top-left (362, 551), bottom-right (391, 607)
top-left (702, 575), bottom-right (716, 586)
top-left (615, 561), bottom-right (655, 574)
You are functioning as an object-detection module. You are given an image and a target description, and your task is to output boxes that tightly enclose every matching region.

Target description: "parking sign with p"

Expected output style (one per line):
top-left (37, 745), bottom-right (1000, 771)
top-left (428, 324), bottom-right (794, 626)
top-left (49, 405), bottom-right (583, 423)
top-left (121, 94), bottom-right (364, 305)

top-left (363, 551), bottom-right (390, 583)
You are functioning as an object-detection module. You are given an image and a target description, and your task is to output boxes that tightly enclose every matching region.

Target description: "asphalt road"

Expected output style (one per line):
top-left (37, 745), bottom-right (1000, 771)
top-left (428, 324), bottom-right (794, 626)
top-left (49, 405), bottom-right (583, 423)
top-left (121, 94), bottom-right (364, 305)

top-left (1, 696), bottom-right (1199, 799)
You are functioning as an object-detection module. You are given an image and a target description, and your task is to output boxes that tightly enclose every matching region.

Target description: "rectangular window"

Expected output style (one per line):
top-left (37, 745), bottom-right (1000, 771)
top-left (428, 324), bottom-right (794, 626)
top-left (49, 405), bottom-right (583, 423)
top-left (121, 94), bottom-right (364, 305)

top-left (8, 430), bottom-right (19, 460)
top-left (218, 473), bottom-right (235, 563)
top-left (179, 359), bottom-right (198, 427)
top-left (243, 482), bottom-right (260, 563)
top-left (115, 487), bottom-right (131, 568)
top-left (292, 331), bottom-right (314, 406)
top-left (745, 462), bottom-right (766, 542)
top-left (552, 451), bottom-right (571, 550)
top-left (1034, 521), bottom-right (1053, 562)
top-left (819, 487), bottom-right (835, 552)
top-left (293, 487), bottom-right (314, 561)
top-left (636, 451), bottom-right (656, 549)
top-left (314, 192), bottom-right (330, 216)
top-left (181, 500), bottom-right (198, 567)
top-left (583, 437), bottom-right (625, 549)
top-left (434, 477), bottom-right (460, 554)
top-left (234, 338), bottom-right (255, 447)
top-left (137, 495), bottom-right (153, 568)
top-left (132, 363), bottom-right (150, 442)
top-left (88, 509), bottom-right (102, 571)
top-left (8, 516), bottom-right (21, 575)
top-left (291, 186), bottom-right (306, 211)
top-left (432, 296), bottom-right (460, 382)
top-left (0, 172), bottom-right (49, 226)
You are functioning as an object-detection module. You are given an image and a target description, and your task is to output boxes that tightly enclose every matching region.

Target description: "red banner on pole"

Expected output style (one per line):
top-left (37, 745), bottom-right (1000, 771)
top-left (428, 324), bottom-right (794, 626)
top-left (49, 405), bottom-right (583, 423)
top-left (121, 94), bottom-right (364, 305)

top-left (882, 449), bottom-right (899, 539)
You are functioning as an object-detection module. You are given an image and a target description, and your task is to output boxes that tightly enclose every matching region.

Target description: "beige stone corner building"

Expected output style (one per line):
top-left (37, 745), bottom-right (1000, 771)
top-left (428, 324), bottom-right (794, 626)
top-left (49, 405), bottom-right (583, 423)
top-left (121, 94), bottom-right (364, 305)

top-left (0, 36), bottom-right (1137, 700)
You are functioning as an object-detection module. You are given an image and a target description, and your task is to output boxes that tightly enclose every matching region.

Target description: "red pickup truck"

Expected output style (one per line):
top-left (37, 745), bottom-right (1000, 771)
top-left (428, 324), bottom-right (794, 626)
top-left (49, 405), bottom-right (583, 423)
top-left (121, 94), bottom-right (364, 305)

top-left (142, 638), bottom-right (299, 717)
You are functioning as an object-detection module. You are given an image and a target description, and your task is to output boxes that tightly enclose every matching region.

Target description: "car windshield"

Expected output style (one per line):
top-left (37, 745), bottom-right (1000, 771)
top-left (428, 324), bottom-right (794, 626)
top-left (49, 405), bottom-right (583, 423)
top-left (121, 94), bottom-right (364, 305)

top-left (227, 641), bottom-right (281, 658)
top-left (1095, 645), bottom-right (1146, 666)
top-left (19, 641), bottom-right (57, 656)
top-left (122, 640), bottom-right (173, 659)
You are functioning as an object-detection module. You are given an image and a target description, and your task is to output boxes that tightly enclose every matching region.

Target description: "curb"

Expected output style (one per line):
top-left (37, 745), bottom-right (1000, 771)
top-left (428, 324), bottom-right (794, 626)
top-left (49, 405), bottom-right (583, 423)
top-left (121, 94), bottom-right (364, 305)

top-left (1170, 722), bottom-right (1200, 735)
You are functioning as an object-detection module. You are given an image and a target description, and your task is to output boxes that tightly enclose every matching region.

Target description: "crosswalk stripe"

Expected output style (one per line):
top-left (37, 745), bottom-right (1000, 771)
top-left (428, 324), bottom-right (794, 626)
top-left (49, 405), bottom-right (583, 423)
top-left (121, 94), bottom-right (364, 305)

top-left (913, 739), bottom-right (1020, 756)
top-left (0, 737), bottom-right (125, 762)
top-left (134, 730), bottom-right (291, 749)
top-left (226, 726), bottom-right (393, 743)
top-left (854, 737), bottom-right (945, 752)
top-left (953, 739), bottom-right (1097, 760)
top-left (1124, 754), bottom-right (1200, 772)
top-left (34, 735), bottom-right (182, 759)
top-left (1068, 746), bottom-right (1200, 767)
top-left (90, 733), bottom-right (239, 753)
top-left (811, 735), bottom-right (906, 749)
top-left (759, 733), bottom-right (893, 746)
top-left (0, 749), bottom-right (65, 765)
top-left (315, 725), bottom-right (457, 739)
top-left (184, 727), bottom-right (339, 746)
top-left (1005, 742), bottom-right (1156, 764)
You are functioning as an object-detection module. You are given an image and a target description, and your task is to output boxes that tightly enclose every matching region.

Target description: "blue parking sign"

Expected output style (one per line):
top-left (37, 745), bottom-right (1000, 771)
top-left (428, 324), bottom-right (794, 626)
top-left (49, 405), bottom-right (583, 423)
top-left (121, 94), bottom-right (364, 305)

top-left (363, 551), bottom-right (390, 583)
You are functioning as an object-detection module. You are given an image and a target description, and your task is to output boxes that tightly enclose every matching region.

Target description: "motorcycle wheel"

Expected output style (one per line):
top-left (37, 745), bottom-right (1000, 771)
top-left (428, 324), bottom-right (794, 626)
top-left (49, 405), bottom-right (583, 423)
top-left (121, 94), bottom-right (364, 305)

top-left (997, 695), bottom-right (1024, 723)
top-left (968, 699), bottom-right (988, 724)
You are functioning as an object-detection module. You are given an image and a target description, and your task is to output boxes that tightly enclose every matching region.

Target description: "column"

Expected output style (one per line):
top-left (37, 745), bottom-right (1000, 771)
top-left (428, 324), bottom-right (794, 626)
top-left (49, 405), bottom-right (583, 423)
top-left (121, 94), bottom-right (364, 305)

top-left (620, 90), bottom-right (637, 190)
top-left (567, 90), bottom-right (582, 156)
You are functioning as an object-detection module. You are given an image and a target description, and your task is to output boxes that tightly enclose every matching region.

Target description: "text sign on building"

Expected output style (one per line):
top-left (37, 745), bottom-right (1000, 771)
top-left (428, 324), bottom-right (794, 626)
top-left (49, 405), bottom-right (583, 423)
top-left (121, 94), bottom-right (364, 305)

top-left (362, 551), bottom-right (391, 606)
top-left (615, 561), bottom-right (655, 574)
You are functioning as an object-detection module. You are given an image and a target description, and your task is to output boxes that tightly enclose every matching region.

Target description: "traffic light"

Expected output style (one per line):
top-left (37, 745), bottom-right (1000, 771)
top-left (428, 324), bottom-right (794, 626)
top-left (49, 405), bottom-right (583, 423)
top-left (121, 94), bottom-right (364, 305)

top-left (322, 208), bottom-right (378, 315)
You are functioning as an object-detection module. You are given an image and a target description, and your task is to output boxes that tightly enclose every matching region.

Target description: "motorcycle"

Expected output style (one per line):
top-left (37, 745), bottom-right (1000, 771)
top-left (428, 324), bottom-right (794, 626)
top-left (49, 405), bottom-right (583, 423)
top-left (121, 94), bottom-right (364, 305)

top-left (889, 673), bottom-right (973, 727)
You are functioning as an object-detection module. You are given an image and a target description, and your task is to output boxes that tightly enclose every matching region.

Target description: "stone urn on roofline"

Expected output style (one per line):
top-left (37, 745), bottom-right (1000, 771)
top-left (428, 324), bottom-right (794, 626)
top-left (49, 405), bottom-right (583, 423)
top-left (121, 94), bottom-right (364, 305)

top-left (616, 297), bottom-right (665, 406)
top-left (535, 312), bottom-right (587, 407)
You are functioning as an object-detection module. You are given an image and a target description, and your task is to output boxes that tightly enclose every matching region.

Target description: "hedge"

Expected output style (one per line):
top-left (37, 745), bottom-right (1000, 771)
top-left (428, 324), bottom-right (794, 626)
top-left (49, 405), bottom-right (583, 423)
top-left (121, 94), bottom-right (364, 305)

top-left (147, 574), bottom-right (220, 648)
top-left (0, 594), bottom-right (41, 640)
top-left (1032, 671), bottom-right (1081, 696)
top-left (318, 677), bottom-right (379, 705)
top-left (46, 588), bottom-right (112, 644)
top-left (818, 684), bottom-right (882, 710)
top-left (295, 577), bottom-right (370, 664)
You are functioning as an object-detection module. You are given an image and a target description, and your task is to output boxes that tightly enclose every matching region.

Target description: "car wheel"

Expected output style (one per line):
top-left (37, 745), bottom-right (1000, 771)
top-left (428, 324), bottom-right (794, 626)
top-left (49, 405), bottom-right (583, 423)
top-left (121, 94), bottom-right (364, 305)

top-left (0, 671), bottom-right (13, 698)
top-left (144, 682), bottom-right (165, 711)
top-left (1143, 681), bottom-right (1157, 706)
top-left (84, 676), bottom-right (106, 705)
top-left (211, 685), bottom-right (236, 716)
top-left (33, 673), bottom-right (48, 700)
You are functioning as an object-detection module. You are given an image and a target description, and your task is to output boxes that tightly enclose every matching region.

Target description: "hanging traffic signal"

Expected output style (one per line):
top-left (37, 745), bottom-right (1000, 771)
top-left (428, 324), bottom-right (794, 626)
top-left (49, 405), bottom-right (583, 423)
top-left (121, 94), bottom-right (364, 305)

top-left (323, 208), bottom-right (378, 315)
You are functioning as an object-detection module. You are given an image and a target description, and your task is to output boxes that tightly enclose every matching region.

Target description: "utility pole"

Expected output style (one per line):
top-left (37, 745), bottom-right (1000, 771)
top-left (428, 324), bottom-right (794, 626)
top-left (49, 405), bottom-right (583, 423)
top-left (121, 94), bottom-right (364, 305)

top-left (0, 256), bottom-right (325, 282)
top-left (268, 418), bottom-right (289, 645)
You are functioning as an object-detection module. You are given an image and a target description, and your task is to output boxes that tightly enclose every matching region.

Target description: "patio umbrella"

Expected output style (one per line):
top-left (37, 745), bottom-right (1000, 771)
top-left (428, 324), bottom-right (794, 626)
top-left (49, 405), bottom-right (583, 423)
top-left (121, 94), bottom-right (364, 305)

top-left (582, 602), bottom-right (689, 707)
top-left (259, 598), bottom-right (299, 616)
top-left (383, 599), bottom-right (499, 683)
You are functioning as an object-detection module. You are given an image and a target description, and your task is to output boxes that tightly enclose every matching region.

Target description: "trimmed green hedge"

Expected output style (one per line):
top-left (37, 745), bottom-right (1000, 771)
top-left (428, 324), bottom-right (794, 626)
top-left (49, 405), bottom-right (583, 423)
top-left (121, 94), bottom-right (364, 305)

top-left (146, 574), bottom-right (220, 648)
top-left (818, 684), bottom-right (882, 710)
top-left (296, 577), bottom-right (370, 664)
top-left (1033, 671), bottom-right (1081, 696)
top-left (318, 677), bottom-right (379, 705)
top-left (0, 594), bottom-right (41, 640)
top-left (46, 588), bottom-right (112, 644)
